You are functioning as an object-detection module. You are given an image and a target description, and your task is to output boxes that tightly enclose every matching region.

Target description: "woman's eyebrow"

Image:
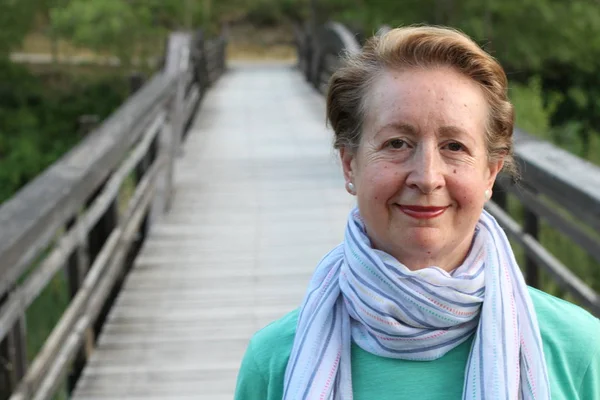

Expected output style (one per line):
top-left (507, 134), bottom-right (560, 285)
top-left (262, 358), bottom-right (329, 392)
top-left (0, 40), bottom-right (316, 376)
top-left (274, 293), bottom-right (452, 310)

top-left (375, 122), bottom-right (418, 138)
top-left (438, 126), bottom-right (475, 143)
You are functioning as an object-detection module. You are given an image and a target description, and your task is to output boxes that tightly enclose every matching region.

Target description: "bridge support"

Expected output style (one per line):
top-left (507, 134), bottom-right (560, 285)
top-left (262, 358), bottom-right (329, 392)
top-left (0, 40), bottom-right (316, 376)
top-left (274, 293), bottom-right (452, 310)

top-left (0, 316), bottom-right (27, 400)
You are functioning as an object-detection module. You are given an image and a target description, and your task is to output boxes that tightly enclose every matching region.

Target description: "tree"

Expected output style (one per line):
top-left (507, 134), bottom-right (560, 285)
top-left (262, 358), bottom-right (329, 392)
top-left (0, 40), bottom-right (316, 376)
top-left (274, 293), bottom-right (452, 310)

top-left (51, 0), bottom-right (163, 67)
top-left (0, 0), bottom-right (39, 57)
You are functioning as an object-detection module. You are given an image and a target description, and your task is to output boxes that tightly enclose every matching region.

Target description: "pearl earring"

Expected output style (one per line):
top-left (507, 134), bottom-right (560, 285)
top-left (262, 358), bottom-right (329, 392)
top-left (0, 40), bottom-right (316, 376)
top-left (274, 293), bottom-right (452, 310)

top-left (484, 189), bottom-right (491, 201)
top-left (347, 182), bottom-right (355, 194)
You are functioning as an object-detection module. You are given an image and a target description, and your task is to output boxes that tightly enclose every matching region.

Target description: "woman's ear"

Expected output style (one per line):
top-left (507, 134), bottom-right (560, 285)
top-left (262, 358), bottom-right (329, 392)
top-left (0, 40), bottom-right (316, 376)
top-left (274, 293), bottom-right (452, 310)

top-left (340, 147), bottom-right (356, 183)
top-left (486, 157), bottom-right (505, 189)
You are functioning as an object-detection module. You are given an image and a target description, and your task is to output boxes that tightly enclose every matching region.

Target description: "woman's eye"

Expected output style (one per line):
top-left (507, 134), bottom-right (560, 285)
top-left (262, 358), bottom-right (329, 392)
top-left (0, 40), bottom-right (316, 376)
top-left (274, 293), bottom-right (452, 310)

top-left (387, 139), bottom-right (406, 149)
top-left (445, 142), bottom-right (464, 152)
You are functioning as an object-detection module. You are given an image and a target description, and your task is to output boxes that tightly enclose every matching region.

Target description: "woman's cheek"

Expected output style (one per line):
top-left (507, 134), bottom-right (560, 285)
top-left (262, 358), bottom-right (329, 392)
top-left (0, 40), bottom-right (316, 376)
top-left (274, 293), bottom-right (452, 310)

top-left (453, 183), bottom-right (479, 209)
top-left (366, 164), bottom-right (400, 197)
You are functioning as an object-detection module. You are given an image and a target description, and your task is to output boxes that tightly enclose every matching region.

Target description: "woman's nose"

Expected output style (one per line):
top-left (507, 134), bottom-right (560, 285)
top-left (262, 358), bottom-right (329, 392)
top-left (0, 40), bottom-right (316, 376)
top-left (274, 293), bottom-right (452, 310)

top-left (405, 144), bottom-right (445, 194)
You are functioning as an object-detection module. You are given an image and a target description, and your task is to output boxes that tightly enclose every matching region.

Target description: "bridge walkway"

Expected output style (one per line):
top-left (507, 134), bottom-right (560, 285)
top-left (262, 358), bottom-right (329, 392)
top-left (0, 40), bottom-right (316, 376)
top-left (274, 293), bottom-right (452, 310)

top-left (71, 61), bottom-right (354, 399)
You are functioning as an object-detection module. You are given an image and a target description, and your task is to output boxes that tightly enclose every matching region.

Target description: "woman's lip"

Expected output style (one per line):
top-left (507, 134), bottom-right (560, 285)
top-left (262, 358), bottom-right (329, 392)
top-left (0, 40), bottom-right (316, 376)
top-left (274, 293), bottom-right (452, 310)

top-left (397, 205), bottom-right (448, 219)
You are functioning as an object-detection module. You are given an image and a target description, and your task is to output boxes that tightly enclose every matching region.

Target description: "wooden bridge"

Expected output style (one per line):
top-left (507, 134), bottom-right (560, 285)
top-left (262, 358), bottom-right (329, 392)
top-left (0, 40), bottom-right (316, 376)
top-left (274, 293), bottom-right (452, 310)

top-left (1, 23), bottom-right (599, 400)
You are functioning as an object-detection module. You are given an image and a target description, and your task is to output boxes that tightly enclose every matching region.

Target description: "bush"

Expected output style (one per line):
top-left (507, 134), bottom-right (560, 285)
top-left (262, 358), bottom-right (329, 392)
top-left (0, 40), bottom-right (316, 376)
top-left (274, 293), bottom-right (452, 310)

top-left (0, 61), bottom-right (128, 203)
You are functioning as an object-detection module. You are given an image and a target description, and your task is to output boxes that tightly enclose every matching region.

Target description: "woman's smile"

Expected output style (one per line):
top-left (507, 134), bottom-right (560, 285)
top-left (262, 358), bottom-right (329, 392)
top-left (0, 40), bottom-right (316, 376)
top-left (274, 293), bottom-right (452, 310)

top-left (396, 204), bottom-right (449, 219)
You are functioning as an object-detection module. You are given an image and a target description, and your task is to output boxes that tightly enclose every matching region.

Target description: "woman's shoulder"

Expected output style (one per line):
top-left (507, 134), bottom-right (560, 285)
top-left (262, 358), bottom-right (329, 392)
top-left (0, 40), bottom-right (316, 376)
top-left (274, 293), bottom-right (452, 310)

top-left (527, 286), bottom-right (600, 398)
top-left (242, 308), bottom-right (299, 373)
top-left (528, 286), bottom-right (599, 338)
top-left (235, 309), bottom-right (299, 399)
top-left (249, 308), bottom-right (299, 359)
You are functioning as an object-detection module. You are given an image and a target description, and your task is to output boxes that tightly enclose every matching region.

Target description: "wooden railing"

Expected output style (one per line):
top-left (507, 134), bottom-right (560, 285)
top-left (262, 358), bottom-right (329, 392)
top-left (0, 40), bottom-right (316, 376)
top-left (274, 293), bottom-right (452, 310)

top-left (0, 30), bottom-right (226, 400)
top-left (293, 23), bottom-right (600, 317)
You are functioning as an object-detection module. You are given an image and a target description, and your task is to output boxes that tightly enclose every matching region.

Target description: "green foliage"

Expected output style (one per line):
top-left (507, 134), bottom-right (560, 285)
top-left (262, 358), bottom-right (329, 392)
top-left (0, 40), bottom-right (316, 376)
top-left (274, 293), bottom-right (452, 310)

top-left (0, 0), bottom-right (38, 56)
top-left (510, 76), bottom-right (556, 140)
top-left (509, 74), bottom-right (600, 163)
top-left (0, 61), bottom-right (128, 203)
top-left (26, 271), bottom-right (70, 362)
top-left (51, 0), bottom-right (158, 65)
top-left (314, 0), bottom-right (600, 73)
top-left (0, 61), bottom-right (127, 399)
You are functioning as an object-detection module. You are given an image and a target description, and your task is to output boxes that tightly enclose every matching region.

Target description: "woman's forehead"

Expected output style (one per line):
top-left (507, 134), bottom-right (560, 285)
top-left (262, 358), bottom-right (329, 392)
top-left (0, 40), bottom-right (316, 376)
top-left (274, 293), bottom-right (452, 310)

top-left (363, 67), bottom-right (489, 138)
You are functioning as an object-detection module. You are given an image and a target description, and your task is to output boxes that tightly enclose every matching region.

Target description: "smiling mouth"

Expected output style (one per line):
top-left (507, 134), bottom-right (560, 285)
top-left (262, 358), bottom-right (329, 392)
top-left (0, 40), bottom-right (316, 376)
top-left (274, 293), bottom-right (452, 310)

top-left (396, 205), bottom-right (449, 220)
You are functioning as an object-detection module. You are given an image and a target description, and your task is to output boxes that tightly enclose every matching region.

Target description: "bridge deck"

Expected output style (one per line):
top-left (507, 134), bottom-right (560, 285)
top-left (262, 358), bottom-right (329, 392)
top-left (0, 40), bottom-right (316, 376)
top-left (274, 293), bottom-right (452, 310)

top-left (72, 62), bottom-right (354, 399)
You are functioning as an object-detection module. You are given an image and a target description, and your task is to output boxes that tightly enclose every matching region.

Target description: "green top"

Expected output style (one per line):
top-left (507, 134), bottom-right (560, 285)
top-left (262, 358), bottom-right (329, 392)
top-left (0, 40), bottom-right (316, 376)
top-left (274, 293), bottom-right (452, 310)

top-left (234, 287), bottom-right (600, 400)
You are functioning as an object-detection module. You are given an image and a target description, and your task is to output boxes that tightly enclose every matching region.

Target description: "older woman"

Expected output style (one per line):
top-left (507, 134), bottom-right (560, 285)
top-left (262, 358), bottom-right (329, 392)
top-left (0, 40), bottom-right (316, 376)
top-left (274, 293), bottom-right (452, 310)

top-left (234, 26), bottom-right (599, 399)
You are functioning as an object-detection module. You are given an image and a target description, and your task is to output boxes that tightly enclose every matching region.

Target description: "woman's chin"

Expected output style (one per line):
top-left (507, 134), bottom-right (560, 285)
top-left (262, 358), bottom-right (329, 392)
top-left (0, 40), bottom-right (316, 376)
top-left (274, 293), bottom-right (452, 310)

top-left (392, 230), bottom-right (446, 260)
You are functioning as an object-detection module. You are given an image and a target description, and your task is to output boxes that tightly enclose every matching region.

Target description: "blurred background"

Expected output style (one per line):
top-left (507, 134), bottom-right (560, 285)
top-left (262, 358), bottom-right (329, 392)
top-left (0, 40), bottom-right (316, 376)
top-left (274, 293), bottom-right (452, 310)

top-left (3, 0), bottom-right (600, 203)
top-left (1, 1), bottom-right (600, 399)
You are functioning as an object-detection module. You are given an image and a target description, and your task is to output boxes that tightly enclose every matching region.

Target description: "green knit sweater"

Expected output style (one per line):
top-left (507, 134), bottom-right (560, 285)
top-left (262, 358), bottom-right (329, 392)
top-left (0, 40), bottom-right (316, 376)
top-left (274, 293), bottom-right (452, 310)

top-left (235, 287), bottom-right (599, 400)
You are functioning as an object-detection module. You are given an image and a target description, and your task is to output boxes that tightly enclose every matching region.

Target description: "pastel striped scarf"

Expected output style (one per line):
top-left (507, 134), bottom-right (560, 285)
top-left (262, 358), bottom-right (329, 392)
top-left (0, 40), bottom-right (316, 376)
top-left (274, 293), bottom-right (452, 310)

top-left (283, 207), bottom-right (550, 399)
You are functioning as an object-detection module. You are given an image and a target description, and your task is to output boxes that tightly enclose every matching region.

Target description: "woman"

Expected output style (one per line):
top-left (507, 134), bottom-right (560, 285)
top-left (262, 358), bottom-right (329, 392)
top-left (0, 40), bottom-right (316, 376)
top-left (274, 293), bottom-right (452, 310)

top-left (234, 26), bottom-right (599, 399)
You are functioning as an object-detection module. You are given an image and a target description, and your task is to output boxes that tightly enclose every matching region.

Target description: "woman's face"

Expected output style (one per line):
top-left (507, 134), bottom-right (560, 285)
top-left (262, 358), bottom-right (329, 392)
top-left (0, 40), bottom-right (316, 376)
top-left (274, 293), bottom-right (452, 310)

top-left (341, 67), bottom-right (503, 271)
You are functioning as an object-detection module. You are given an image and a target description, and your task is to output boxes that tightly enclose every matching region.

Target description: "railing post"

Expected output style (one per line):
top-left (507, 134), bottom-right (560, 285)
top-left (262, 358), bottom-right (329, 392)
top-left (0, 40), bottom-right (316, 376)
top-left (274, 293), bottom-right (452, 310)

top-left (77, 115), bottom-right (99, 137)
top-left (305, 25), bottom-right (313, 82)
top-left (0, 311), bottom-right (27, 400)
top-left (87, 184), bottom-right (119, 338)
top-left (166, 47), bottom-right (187, 211)
top-left (132, 73), bottom-right (151, 232)
top-left (129, 73), bottom-right (145, 94)
top-left (66, 110), bottom-right (114, 393)
top-left (65, 214), bottom-right (93, 394)
top-left (0, 332), bottom-right (9, 400)
top-left (219, 36), bottom-right (226, 76)
top-left (152, 37), bottom-right (188, 221)
top-left (524, 207), bottom-right (540, 288)
top-left (196, 31), bottom-right (209, 93)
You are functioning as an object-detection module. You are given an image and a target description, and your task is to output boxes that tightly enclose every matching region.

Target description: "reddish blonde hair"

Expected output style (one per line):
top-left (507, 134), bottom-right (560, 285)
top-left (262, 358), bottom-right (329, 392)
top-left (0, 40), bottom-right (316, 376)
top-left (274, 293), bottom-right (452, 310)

top-left (327, 26), bottom-right (516, 176)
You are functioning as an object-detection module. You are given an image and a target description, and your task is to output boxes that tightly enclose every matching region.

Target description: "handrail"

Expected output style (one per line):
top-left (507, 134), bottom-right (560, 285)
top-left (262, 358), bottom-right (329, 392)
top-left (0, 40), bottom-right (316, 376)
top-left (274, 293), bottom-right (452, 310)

top-left (511, 129), bottom-right (600, 232)
top-left (291, 21), bottom-right (361, 93)
top-left (310, 22), bottom-right (360, 93)
top-left (0, 29), bottom-right (227, 400)
top-left (292, 21), bottom-right (312, 80)
top-left (325, 22), bottom-right (361, 55)
top-left (293, 22), bottom-right (600, 317)
top-left (490, 129), bottom-right (600, 314)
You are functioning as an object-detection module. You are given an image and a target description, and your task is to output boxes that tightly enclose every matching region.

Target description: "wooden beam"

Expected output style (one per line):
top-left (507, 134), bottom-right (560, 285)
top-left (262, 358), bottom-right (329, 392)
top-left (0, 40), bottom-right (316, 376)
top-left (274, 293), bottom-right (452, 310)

top-left (0, 111), bottom-right (165, 345)
top-left (485, 201), bottom-right (600, 316)
top-left (8, 158), bottom-right (161, 400)
top-left (0, 73), bottom-right (176, 300)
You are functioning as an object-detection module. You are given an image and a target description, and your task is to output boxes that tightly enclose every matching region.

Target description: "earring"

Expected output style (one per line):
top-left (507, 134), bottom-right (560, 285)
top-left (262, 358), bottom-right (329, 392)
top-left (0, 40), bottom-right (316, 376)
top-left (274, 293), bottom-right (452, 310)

top-left (484, 189), bottom-right (491, 201)
top-left (346, 182), bottom-right (356, 195)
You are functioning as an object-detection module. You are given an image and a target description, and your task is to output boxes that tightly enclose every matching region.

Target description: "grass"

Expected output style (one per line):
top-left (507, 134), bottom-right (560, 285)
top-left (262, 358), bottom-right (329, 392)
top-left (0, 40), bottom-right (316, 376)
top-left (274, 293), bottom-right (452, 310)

top-left (226, 42), bottom-right (296, 61)
top-left (18, 32), bottom-right (99, 58)
top-left (17, 24), bottom-right (298, 64)
top-left (225, 23), bottom-right (296, 61)
top-left (26, 272), bottom-right (70, 400)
